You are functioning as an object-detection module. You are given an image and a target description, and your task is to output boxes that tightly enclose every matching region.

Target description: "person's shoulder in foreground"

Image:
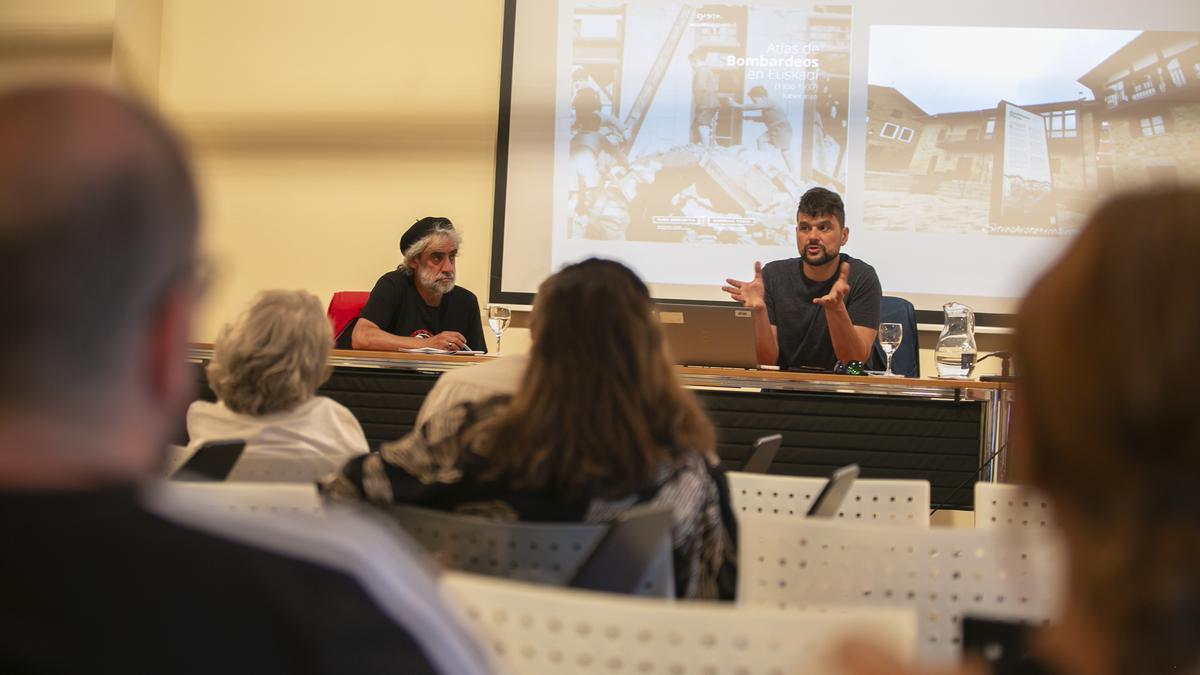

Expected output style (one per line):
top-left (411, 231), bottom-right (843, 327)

top-left (0, 84), bottom-right (489, 675)
top-left (0, 488), bottom-right (467, 674)
top-left (416, 354), bottom-right (528, 426)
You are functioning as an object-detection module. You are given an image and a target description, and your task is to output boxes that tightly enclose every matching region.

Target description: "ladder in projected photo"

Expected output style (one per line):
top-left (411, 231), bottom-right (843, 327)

top-left (620, 5), bottom-right (693, 151)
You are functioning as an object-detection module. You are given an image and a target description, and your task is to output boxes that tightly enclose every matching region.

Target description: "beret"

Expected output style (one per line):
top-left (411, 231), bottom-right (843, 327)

top-left (400, 216), bottom-right (454, 255)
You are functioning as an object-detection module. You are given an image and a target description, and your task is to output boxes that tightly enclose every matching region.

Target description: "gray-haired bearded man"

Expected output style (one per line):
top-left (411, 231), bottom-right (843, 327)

top-left (352, 217), bottom-right (487, 353)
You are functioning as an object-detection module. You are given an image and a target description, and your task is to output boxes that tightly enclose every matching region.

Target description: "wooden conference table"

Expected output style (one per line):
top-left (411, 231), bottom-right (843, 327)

top-left (186, 346), bottom-right (1013, 510)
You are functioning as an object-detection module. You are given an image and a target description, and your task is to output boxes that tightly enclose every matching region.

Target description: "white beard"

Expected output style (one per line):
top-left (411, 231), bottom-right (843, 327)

top-left (419, 268), bottom-right (456, 295)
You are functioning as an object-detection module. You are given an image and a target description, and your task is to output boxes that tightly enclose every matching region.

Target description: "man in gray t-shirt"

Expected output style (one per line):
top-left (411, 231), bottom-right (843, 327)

top-left (723, 188), bottom-right (881, 370)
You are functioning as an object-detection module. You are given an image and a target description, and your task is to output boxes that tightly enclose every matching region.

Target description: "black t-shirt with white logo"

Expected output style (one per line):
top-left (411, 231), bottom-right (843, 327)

top-left (359, 270), bottom-right (487, 352)
top-left (763, 253), bottom-right (882, 370)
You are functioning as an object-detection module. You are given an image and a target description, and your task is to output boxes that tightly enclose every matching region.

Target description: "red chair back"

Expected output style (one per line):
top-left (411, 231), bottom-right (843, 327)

top-left (327, 291), bottom-right (370, 345)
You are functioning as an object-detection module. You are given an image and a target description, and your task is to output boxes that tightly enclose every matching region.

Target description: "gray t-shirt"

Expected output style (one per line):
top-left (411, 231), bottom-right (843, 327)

top-left (763, 253), bottom-right (882, 370)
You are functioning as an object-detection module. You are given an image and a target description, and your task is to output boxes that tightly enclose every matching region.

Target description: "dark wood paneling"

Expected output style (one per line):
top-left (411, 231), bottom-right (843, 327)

top-left (698, 389), bottom-right (980, 509)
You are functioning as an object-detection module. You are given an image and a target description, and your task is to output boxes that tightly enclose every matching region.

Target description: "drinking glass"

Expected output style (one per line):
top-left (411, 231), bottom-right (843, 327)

top-left (878, 322), bottom-right (903, 377)
top-left (487, 305), bottom-right (511, 354)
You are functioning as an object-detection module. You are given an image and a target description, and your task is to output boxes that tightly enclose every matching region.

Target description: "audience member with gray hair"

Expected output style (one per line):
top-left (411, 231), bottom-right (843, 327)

top-left (350, 216), bottom-right (487, 353)
top-left (186, 289), bottom-right (369, 481)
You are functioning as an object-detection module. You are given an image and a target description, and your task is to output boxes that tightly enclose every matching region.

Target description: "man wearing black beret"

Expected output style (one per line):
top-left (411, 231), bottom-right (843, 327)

top-left (351, 217), bottom-right (487, 353)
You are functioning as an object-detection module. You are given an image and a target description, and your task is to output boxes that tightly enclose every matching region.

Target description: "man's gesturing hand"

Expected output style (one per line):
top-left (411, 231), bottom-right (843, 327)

top-left (813, 262), bottom-right (851, 309)
top-left (722, 261), bottom-right (766, 311)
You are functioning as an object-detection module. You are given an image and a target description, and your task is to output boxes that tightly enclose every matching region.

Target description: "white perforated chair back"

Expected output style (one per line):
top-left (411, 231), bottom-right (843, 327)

top-left (727, 472), bottom-right (930, 528)
top-left (974, 483), bottom-right (1057, 531)
top-left (149, 481), bottom-right (325, 519)
top-left (738, 516), bottom-right (1064, 665)
top-left (443, 571), bottom-right (917, 674)
top-left (391, 505), bottom-right (674, 597)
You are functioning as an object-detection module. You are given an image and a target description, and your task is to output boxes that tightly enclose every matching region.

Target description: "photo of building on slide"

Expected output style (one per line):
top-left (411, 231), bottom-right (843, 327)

top-left (864, 27), bottom-right (1200, 236)
top-left (561, 2), bottom-right (850, 244)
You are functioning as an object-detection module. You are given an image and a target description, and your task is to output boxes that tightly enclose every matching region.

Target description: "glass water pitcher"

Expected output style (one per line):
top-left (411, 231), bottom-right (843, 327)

top-left (935, 302), bottom-right (977, 378)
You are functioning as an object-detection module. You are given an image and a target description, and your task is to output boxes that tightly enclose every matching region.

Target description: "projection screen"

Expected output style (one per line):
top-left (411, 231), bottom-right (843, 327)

top-left (489, 0), bottom-right (1200, 324)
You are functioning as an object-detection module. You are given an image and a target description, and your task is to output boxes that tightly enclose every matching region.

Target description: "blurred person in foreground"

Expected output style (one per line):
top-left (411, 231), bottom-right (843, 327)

top-left (0, 85), bottom-right (489, 674)
top-left (185, 290), bottom-right (369, 481)
top-left (840, 187), bottom-right (1200, 675)
top-left (325, 258), bottom-right (737, 599)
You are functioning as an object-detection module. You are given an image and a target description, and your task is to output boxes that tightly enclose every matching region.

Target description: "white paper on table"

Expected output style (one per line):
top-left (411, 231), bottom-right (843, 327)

top-left (398, 347), bottom-right (486, 355)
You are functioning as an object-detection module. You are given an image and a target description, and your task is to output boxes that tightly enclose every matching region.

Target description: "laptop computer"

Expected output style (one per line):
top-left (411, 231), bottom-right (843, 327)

top-left (654, 302), bottom-right (760, 369)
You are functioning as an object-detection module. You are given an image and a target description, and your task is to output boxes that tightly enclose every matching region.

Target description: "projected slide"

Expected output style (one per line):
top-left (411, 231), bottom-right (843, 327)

top-left (864, 27), bottom-right (1200, 237)
top-left (556, 3), bottom-right (850, 249)
top-left (494, 0), bottom-right (1200, 315)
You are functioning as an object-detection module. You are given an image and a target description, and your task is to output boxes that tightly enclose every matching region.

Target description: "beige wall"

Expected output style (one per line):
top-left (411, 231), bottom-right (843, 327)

top-left (0, 0), bottom-right (1010, 372)
top-left (0, 0), bottom-right (115, 89)
top-left (150, 0), bottom-right (517, 348)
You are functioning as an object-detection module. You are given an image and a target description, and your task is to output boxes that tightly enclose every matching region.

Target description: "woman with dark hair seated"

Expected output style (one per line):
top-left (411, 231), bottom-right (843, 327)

top-left (324, 258), bottom-right (735, 599)
top-left (842, 187), bottom-right (1200, 675)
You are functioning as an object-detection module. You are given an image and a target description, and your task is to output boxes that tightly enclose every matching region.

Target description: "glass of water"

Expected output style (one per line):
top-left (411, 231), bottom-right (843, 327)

top-left (878, 322), bottom-right (903, 377)
top-left (487, 305), bottom-right (511, 354)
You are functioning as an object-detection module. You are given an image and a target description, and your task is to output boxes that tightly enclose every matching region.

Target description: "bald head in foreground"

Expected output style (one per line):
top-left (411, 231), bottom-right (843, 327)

top-left (0, 86), bottom-right (490, 674)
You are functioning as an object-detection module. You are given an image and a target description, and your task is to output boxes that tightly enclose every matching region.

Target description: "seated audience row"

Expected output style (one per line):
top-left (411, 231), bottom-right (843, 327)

top-left (323, 257), bottom-right (737, 599)
top-left (187, 259), bottom-right (735, 598)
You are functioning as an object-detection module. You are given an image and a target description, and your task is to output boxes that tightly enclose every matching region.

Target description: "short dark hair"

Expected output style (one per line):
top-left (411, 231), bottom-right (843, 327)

top-left (0, 85), bottom-right (198, 408)
top-left (797, 187), bottom-right (845, 228)
top-left (748, 86), bottom-right (768, 99)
